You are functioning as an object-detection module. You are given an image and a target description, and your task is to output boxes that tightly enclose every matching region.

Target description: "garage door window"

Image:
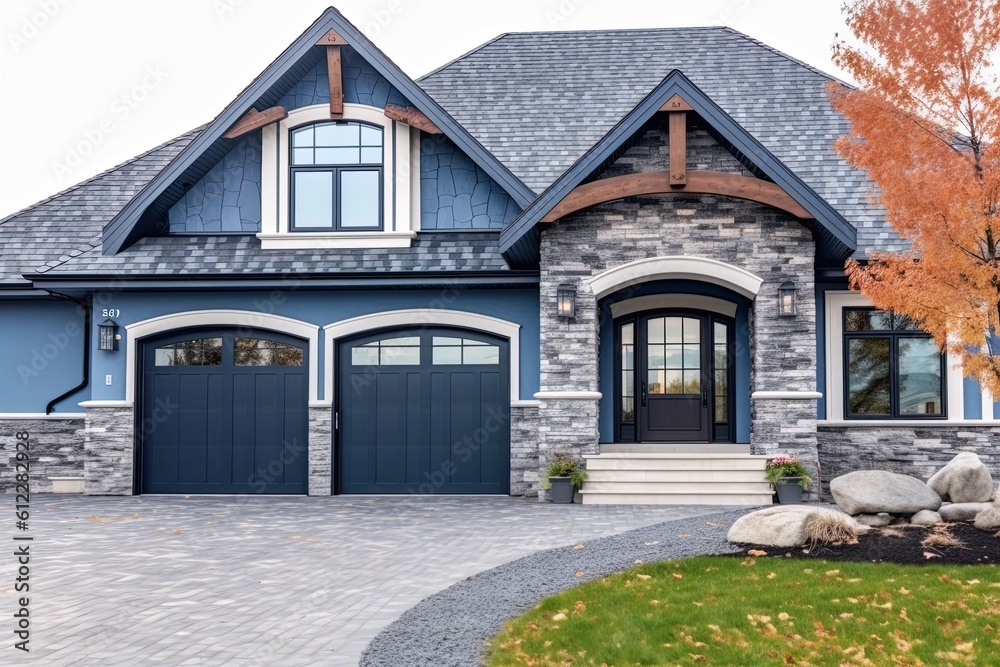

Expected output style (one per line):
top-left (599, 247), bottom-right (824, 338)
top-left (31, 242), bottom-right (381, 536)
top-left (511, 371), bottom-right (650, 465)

top-left (432, 336), bottom-right (500, 365)
top-left (154, 338), bottom-right (223, 366)
top-left (235, 338), bottom-right (304, 366)
top-left (350, 336), bottom-right (420, 366)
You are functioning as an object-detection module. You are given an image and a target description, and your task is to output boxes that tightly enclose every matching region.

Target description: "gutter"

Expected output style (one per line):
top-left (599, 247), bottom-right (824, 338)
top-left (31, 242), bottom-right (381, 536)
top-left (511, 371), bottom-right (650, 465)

top-left (43, 291), bottom-right (91, 415)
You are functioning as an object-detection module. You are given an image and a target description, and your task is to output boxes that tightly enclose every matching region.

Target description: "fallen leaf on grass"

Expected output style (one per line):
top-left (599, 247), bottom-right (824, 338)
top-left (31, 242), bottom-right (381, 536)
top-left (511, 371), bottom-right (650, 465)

top-left (635, 574), bottom-right (652, 581)
top-left (552, 613), bottom-right (567, 621)
top-left (966, 579), bottom-right (980, 585)
top-left (767, 572), bottom-right (777, 579)
top-left (672, 573), bottom-right (683, 579)
top-left (898, 587), bottom-right (910, 595)
top-left (688, 654), bottom-right (706, 662)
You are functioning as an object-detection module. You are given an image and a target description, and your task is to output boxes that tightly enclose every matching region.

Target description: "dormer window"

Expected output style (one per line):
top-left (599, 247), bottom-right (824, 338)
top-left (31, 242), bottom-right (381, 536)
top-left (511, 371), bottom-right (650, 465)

top-left (290, 121), bottom-right (383, 231)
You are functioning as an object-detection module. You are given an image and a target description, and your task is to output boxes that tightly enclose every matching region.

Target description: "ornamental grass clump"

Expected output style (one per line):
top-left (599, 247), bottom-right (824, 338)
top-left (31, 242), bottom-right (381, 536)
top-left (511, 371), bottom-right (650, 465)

top-left (764, 454), bottom-right (813, 489)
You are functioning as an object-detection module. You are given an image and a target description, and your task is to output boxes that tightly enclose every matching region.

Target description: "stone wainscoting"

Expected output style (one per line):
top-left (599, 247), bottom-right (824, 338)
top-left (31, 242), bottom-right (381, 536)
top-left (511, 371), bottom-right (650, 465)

top-left (817, 425), bottom-right (1000, 495)
top-left (0, 416), bottom-right (85, 493)
top-left (510, 403), bottom-right (541, 497)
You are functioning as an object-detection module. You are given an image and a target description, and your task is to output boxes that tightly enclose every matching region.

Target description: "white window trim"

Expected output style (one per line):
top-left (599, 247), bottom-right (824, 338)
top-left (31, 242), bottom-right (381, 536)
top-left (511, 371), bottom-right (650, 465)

top-left (260, 104), bottom-right (419, 249)
top-left (322, 309), bottom-right (521, 405)
top-left (124, 310), bottom-right (320, 404)
top-left (823, 291), bottom-right (965, 423)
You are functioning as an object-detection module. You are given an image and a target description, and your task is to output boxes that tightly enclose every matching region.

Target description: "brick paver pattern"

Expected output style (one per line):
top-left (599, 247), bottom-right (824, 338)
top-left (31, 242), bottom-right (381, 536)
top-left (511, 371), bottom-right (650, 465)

top-left (2, 495), bottom-right (733, 666)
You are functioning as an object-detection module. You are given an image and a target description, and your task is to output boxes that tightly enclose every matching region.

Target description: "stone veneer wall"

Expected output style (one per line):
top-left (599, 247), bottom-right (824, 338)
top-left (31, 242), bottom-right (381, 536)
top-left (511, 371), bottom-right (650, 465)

top-left (817, 425), bottom-right (1000, 495)
top-left (0, 418), bottom-right (85, 493)
top-left (510, 404), bottom-right (540, 496)
top-left (536, 124), bottom-right (819, 490)
top-left (83, 405), bottom-right (135, 495)
top-left (308, 406), bottom-right (332, 496)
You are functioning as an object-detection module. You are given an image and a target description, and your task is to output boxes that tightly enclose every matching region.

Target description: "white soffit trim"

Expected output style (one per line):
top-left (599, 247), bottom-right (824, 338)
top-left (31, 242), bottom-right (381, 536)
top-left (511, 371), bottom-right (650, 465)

top-left (0, 413), bottom-right (86, 420)
top-left (751, 391), bottom-right (823, 400)
top-left (125, 310), bottom-right (320, 403)
top-left (588, 256), bottom-right (763, 300)
top-left (323, 309), bottom-right (521, 402)
top-left (610, 294), bottom-right (738, 319)
top-left (534, 391), bottom-right (603, 400)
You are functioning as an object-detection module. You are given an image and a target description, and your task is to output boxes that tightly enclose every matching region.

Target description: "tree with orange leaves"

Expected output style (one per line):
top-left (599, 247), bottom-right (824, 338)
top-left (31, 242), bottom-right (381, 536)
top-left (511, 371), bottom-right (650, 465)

top-left (829, 0), bottom-right (1000, 394)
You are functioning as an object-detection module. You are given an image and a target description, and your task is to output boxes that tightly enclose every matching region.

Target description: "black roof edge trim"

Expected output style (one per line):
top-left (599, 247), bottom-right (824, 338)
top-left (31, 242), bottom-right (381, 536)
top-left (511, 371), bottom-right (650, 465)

top-left (498, 70), bottom-right (857, 258)
top-left (101, 7), bottom-right (534, 255)
top-left (0, 287), bottom-right (57, 298)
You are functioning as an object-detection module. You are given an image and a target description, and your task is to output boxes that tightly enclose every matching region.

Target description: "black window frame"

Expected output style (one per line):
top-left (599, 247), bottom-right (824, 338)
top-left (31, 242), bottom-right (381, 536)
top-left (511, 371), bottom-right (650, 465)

top-left (289, 120), bottom-right (384, 232)
top-left (843, 307), bottom-right (947, 420)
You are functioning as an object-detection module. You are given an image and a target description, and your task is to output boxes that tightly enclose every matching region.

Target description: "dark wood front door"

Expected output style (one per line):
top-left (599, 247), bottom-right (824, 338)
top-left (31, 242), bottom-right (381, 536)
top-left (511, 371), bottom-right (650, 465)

top-left (616, 311), bottom-right (733, 443)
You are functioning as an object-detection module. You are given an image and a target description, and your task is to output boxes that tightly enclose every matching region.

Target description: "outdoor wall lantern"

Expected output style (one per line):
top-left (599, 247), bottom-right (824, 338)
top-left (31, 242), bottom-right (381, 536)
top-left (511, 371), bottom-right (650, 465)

top-left (777, 281), bottom-right (798, 318)
top-left (98, 319), bottom-right (121, 351)
top-left (556, 284), bottom-right (577, 319)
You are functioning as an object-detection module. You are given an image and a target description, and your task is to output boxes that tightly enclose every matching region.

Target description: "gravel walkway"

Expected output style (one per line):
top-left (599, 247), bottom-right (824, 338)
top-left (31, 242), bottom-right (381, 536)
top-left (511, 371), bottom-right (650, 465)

top-left (359, 508), bottom-right (751, 666)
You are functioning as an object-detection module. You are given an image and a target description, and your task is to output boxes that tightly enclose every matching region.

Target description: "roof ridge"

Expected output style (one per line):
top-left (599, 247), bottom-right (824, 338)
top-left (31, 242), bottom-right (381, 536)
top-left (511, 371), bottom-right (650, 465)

top-left (0, 125), bottom-right (205, 228)
top-left (418, 32), bottom-right (509, 81)
top-left (717, 26), bottom-right (851, 86)
top-left (500, 25), bottom-right (729, 36)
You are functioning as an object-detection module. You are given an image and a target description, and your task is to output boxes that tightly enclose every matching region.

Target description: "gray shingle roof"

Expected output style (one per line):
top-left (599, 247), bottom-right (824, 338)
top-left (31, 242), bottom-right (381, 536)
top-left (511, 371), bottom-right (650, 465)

top-left (419, 26), bottom-right (902, 257)
top-left (29, 232), bottom-right (509, 277)
top-left (0, 128), bottom-right (202, 286)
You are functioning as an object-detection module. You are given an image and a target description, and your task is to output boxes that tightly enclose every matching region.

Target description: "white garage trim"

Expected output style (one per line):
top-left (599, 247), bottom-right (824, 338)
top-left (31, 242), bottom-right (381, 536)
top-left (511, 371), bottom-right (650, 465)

top-left (125, 310), bottom-right (320, 403)
top-left (323, 309), bottom-right (521, 402)
top-left (588, 256), bottom-right (764, 300)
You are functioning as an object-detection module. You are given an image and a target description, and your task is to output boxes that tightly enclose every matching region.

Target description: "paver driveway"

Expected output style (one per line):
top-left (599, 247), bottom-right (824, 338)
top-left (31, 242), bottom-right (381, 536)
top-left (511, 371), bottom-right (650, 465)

top-left (3, 495), bottom-right (734, 666)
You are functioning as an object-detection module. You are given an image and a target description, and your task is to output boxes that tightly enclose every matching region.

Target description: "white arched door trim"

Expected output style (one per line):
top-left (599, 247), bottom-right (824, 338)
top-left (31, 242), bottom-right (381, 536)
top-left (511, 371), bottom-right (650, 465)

top-left (588, 255), bottom-right (764, 300)
top-left (323, 309), bottom-right (521, 404)
top-left (125, 310), bottom-right (321, 404)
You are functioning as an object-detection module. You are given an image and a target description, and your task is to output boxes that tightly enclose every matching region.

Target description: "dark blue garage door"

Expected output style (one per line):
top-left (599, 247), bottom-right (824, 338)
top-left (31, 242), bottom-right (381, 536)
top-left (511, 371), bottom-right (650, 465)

top-left (339, 328), bottom-right (510, 494)
top-left (140, 329), bottom-right (308, 494)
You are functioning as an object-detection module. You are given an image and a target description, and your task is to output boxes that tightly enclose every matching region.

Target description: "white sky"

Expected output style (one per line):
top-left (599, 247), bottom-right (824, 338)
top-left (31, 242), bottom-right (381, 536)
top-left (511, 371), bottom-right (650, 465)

top-left (0, 0), bottom-right (854, 219)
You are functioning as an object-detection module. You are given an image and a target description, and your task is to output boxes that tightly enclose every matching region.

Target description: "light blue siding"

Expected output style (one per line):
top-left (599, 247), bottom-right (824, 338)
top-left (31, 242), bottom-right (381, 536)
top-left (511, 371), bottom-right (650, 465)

top-left (0, 300), bottom-right (89, 412)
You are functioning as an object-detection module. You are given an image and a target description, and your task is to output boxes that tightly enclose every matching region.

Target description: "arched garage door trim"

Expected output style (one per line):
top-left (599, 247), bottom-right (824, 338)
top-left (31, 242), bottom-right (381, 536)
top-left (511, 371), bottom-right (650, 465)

top-left (126, 310), bottom-right (320, 404)
top-left (323, 309), bottom-right (521, 404)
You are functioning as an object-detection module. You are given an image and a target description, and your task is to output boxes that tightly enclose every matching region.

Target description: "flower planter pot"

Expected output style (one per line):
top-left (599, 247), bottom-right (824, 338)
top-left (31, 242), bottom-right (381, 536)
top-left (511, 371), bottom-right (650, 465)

top-left (548, 476), bottom-right (575, 504)
top-left (775, 477), bottom-right (805, 504)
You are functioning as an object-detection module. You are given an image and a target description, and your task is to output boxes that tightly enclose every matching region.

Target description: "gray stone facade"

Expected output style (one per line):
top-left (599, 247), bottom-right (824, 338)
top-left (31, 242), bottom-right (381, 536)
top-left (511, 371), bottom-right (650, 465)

top-left (817, 425), bottom-right (1000, 494)
top-left (536, 124), bottom-right (819, 489)
top-left (308, 406), bottom-right (332, 496)
top-left (0, 418), bottom-right (84, 493)
top-left (509, 404), bottom-right (540, 496)
top-left (83, 405), bottom-right (135, 495)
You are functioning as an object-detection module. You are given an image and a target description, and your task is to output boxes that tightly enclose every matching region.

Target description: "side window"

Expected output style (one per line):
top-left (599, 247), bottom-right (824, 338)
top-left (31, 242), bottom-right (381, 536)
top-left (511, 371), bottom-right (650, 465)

top-left (431, 337), bottom-right (500, 365)
top-left (290, 121), bottom-right (383, 231)
top-left (155, 338), bottom-right (223, 366)
top-left (235, 338), bottom-right (304, 366)
top-left (350, 336), bottom-right (420, 366)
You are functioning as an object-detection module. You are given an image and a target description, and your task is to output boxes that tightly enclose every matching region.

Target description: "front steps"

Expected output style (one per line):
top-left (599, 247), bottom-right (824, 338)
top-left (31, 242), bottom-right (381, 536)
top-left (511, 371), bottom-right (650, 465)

top-left (580, 451), bottom-right (773, 505)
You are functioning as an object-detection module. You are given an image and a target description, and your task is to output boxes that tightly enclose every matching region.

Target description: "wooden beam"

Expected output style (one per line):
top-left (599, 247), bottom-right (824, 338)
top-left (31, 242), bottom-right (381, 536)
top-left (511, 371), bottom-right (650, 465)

top-left (316, 29), bottom-right (349, 46)
top-left (383, 104), bottom-right (443, 134)
top-left (540, 170), bottom-right (814, 223)
top-left (660, 94), bottom-right (693, 112)
top-left (222, 106), bottom-right (288, 139)
top-left (669, 112), bottom-right (687, 186)
top-left (327, 45), bottom-right (343, 117)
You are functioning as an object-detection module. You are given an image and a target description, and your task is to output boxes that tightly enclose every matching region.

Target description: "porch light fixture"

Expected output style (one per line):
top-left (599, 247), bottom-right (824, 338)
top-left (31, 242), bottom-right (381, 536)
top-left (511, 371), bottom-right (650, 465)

top-left (556, 284), bottom-right (577, 319)
top-left (777, 281), bottom-right (798, 318)
top-left (98, 319), bottom-right (120, 352)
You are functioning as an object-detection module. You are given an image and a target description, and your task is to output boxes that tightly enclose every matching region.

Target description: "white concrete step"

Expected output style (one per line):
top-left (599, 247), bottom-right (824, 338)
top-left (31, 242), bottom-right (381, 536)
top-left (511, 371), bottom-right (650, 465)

top-left (584, 454), bottom-right (768, 471)
top-left (583, 480), bottom-right (772, 494)
top-left (580, 491), bottom-right (774, 505)
top-left (585, 468), bottom-right (767, 483)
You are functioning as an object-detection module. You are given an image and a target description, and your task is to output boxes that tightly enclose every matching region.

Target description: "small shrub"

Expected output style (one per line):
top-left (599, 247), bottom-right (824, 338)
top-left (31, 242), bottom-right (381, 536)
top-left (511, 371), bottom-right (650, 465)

top-left (805, 514), bottom-right (858, 547)
top-left (764, 454), bottom-right (813, 489)
top-left (541, 452), bottom-right (588, 489)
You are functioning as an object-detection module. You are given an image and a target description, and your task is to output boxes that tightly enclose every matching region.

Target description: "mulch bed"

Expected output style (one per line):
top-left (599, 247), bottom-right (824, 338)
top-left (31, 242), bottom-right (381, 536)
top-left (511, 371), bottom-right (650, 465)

top-left (738, 522), bottom-right (999, 565)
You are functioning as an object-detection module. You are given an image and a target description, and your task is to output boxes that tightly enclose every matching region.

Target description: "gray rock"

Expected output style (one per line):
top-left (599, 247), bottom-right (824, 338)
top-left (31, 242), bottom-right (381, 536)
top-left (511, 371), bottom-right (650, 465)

top-left (927, 452), bottom-right (995, 503)
top-left (910, 510), bottom-right (942, 525)
top-left (831, 470), bottom-right (942, 515)
top-left (939, 502), bottom-right (990, 521)
top-left (854, 513), bottom-right (892, 527)
top-left (973, 506), bottom-right (1000, 531)
top-left (727, 505), bottom-right (868, 548)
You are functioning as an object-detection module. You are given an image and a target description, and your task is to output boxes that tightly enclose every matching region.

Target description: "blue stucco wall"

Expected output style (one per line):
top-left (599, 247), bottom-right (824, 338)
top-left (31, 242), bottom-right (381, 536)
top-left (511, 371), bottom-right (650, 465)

top-left (86, 289), bottom-right (539, 403)
top-left (1, 299), bottom-right (89, 413)
top-left (420, 134), bottom-right (521, 230)
top-left (278, 47), bottom-right (410, 110)
top-left (168, 132), bottom-right (262, 233)
top-left (597, 281), bottom-right (751, 443)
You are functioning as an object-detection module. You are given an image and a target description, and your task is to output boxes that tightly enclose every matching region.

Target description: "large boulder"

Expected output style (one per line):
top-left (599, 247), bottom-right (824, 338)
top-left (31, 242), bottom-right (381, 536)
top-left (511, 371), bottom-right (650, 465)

top-left (727, 505), bottom-right (868, 548)
top-left (927, 453), bottom-right (994, 503)
top-left (831, 471), bottom-right (942, 515)
top-left (973, 506), bottom-right (1000, 531)
top-left (939, 502), bottom-right (991, 522)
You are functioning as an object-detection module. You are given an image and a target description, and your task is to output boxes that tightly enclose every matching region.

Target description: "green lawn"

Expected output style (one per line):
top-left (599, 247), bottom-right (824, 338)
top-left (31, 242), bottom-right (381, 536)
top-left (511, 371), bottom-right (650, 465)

top-left (486, 556), bottom-right (1000, 666)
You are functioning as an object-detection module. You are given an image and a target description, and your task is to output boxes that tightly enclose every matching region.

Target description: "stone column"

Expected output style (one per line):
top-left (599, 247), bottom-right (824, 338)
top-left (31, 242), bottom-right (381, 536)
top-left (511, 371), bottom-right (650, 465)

top-left (82, 402), bottom-right (135, 495)
top-left (509, 403), bottom-right (541, 496)
top-left (307, 405), bottom-right (332, 496)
